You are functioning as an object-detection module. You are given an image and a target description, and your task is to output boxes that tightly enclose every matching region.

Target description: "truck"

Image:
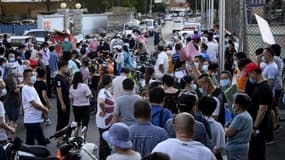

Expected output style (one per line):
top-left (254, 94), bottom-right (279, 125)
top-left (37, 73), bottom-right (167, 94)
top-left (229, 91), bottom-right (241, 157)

top-left (37, 14), bottom-right (65, 32)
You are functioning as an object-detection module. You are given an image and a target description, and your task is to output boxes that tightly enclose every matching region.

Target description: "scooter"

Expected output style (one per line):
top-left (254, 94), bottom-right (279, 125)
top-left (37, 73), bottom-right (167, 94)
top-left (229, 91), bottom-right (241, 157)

top-left (4, 137), bottom-right (58, 160)
top-left (50, 122), bottom-right (98, 160)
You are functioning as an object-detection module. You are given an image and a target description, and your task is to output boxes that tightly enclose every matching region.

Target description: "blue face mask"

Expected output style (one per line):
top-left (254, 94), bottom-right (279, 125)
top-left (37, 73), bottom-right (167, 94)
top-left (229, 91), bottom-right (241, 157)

top-left (220, 79), bottom-right (231, 87)
top-left (202, 64), bottom-right (209, 72)
top-left (199, 88), bottom-right (205, 95)
top-left (194, 62), bottom-right (199, 69)
top-left (1, 88), bottom-right (7, 97)
top-left (30, 75), bottom-right (37, 84)
top-left (12, 69), bottom-right (17, 76)
top-left (9, 57), bottom-right (15, 62)
top-left (249, 78), bottom-right (256, 84)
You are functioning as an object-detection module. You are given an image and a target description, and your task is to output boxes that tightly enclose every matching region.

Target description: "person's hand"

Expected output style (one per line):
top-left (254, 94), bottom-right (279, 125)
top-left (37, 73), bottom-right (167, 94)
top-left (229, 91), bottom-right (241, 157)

top-left (99, 111), bottom-right (105, 117)
top-left (10, 127), bottom-right (16, 135)
top-left (42, 112), bottom-right (48, 119)
top-left (43, 107), bottom-right (49, 114)
top-left (61, 104), bottom-right (66, 112)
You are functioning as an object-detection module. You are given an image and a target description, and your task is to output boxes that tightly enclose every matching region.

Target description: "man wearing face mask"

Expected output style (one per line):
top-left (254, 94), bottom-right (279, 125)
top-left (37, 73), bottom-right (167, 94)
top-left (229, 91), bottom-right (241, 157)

top-left (4, 64), bottom-right (20, 136)
top-left (197, 74), bottom-right (225, 126)
top-left (0, 79), bottom-right (16, 145)
top-left (61, 37), bottom-right (73, 61)
top-left (244, 62), bottom-right (272, 160)
top-left (22, 69), bottom-right (49, 145)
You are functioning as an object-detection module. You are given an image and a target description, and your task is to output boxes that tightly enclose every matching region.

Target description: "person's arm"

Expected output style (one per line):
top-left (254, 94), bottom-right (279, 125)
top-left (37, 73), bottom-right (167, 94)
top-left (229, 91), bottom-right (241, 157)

top-left (225, 127), bottom-right (237, 137)
top-left (42, 90), bottom-right (51, 109)
top-left (0, 117), bottom-right (15, 134)
top-left (30, 100), bottom-right (49, 113)
top-left (267, 79), bottom-right (275, 88)
top-left (98, 98), bottom-right (106, 117)
top-left (187, 56), bottom-right (201, 81)
top-left (253, 105), bottom-right (268, 129)
top-left (159, 64), bottom-right (165, 73)
top-left (56, 87), bottom-right (66, 112)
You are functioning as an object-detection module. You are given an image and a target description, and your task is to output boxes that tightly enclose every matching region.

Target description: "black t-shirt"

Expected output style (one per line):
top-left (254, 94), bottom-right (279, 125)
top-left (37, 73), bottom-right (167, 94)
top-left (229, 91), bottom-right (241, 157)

top-left (54, 74), bottom-right (70, 104)
top-left (34, 80), bottom-right (47, 105)
top-left (248, 81), bottom-right (273, 131)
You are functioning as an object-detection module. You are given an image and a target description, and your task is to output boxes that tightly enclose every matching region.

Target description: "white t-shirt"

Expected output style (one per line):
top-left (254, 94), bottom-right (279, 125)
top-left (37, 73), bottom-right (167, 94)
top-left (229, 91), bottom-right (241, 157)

top-left (112, 75), bottom-right (127, 100)
top-left (0, 101), bottom-right (7, 141)
top-left (212, 97), bottom-right (221, 117)
top-left (69, 83), bottom-right (91, 106)
top-left (154, 51), bottom-right (169, 78)
top-left (152, 139), bottom-right (216, 160)
top-left (206, 41), bottom-right (218, 63)
top-left (96, 88), bottom-right (115, 129)
top-left (22, 85), bottom-right (43, 124)
top-left (106, 152), bottom-right (141, 160)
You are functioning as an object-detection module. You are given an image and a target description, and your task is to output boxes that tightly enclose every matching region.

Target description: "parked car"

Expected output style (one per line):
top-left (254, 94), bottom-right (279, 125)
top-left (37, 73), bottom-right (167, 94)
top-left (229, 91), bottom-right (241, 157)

top-left (23, 29), bottom-right (54, 44)
top-left (8, 36), bottom-right (37, 49)
top-left (123, 22), bottom-right (140, 38)
top-left (178, 22), bottom-right (201, 37)
top-left (139, 19), bottom-right (156, 37)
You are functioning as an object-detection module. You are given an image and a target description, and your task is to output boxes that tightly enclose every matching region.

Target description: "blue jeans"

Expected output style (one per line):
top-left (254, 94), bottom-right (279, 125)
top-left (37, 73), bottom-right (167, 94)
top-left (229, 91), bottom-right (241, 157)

top-left (24, 123), bottom-right (46, 146)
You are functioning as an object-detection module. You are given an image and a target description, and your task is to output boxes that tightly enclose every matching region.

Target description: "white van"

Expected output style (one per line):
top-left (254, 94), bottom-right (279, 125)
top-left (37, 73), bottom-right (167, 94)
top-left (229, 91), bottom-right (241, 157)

top-left (139, 19), bottom-right (156, 36)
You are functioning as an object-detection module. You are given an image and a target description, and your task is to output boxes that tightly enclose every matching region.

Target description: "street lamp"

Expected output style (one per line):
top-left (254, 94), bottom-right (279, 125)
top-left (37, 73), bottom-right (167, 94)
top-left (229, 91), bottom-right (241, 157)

top-left (60, 2), bottom-right (67, 9)
top-left (75, 3), bottom-right (82, 9)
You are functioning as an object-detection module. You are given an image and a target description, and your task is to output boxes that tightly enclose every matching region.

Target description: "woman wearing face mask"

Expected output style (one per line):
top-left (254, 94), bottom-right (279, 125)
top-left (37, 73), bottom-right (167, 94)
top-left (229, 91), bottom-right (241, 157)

top-left (225, 93), bottom-right (253, 160)
top-left (224, 40), bottom-right (236, 75)
top-left (219, 71), bottom-right (232, 90)
top-left (179, 75), bottom-right (197, 96)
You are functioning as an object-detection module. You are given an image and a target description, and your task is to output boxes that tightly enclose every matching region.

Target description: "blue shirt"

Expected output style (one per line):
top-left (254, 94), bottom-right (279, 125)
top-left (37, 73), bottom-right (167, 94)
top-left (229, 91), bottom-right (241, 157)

top-left (151, 105), bottom-right (172, 128)
top-left (129, 121), bottom-right (168, 157)
top-left (227, 111), bottom-right (253, 153)
top-left (49, 52), bottom-right (58, 73)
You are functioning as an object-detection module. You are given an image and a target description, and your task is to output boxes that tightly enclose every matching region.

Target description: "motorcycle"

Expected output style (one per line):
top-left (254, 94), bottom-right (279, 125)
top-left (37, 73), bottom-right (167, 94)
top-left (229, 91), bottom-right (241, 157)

top-left (50, 122), bottom-right (98, 160)
top-left (4, 137), bottom-right (58, 160)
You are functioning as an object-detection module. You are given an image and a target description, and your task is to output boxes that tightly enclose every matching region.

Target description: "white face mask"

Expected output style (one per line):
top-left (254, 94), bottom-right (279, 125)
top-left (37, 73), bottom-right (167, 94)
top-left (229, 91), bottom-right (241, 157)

top-left (64, 38), bottom-right (68, 42)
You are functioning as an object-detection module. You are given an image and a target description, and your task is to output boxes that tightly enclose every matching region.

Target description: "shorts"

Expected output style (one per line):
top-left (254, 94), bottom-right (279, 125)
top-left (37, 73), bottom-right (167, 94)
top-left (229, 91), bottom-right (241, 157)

top-left (6, 106), bottom-right (19, 122)
top-left (73, 106), bottom-right (90, 127)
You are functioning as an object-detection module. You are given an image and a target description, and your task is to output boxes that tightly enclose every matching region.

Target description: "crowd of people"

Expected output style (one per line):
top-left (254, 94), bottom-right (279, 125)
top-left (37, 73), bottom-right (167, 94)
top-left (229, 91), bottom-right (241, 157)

top-left (0, 25), bottom-right (283, 160)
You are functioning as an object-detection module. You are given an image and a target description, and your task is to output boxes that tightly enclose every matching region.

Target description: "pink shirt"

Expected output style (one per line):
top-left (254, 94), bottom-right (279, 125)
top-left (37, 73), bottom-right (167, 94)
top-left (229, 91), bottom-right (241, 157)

top-left (69, 83), bottom-right (91, 106)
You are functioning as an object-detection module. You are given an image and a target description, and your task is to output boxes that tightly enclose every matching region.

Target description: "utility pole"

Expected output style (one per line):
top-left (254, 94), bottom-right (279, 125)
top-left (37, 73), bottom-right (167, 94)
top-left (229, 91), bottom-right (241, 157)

top-left (149, 0), bottom-right (153, 15)
top-left (219, 0), bottom-right (225, 72)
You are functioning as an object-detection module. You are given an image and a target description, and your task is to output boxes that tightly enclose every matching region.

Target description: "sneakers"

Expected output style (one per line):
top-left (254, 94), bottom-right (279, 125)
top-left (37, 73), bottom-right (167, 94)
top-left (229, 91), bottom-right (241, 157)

top-left (45, 118), bottom-right (52, 126)
top-left (273, 125), bottom-right (282, 133)
top-left (266, 140), bottom-right (275, 145)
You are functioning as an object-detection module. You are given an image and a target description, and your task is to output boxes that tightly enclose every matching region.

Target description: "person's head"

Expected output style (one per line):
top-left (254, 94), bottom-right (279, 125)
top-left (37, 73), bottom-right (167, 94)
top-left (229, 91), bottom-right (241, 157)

top-left (220, 70), bottom-right (232, 88)
top-left (177, 94), bottom-right (198, 114)
top-left (72, 72), bottom-right (83, 89)
top-left (7, 63), bottom-right (17, 76)
top-left (41, 42), bottom-right (49, 50)
top-left (208, 62), bottom-right (219, 73)
top-left (149, 87), bottom-right (165, 104)
top-left (227, 40), bottom-right (235, 49)
top-left (197, 74), bottom-right (215, 95)
top-left (134, 100), bottom-right (151, 121)
top-left (194, 55), bottom-right (203, 69)
top-left (174, 112), bottom-right (195, 139)
top-left (122, 78), bottom-right (134, 91)
top-left (37, 52), bottom-right (43, 61)
top-left (71, 50), bottom-right (78, 59)
top-left (121, 67), bottom-right (130, 76)
top-left (234, 52), bottom-right (247, 62)
top-left (122, 45), bottom-right (129, 52)
top-left (198, 96), bottom-right (217, 116)
top-left (142, 152), bottom-right (170, 160)
top-left (237, 57), bottom-right (252, 71)
top-left (263, 47), bottom-right (275, 64)
top-left (162, 74), bottom-right (174, 87)
top-left (18, 45), bottom-right (26, 53)
top-left (175, 43), bottom-right (182, 51)
top-left (233, 93), bottom-right (250, 114)
top-left (23, 69), bottom-right (36, 85)
top-left (156, 45), bottom-right (165, 53)
top-left (58, 60), bottom-right (68, 72)
top-left (103, 123), bottom-right (132, 150)
top-left (36, 67), bottom-right (46, 79)
top-left (25, 50), bottom-right (32, 60)
top-left (244, 62), bottom-right (262, 84)
top-left (271, 44), bottom-right (281, 57)
top-left (8, 53), bottom-right (16, 62)
top-left (49, 46), bottom-right (55, 52)
top-left (101, 74), bottom-right (113, 88)
top-left (180, 75), bottom-right (193, 90)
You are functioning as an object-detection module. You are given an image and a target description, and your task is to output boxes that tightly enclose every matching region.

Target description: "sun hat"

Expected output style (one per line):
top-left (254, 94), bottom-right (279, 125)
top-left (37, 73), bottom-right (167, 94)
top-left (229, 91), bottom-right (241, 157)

top-left (103, 123), bottom-right (133, 149)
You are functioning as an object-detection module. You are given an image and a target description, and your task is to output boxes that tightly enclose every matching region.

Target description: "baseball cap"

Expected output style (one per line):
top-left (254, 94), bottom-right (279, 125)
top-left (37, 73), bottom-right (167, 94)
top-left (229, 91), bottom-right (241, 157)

top-left (244, 62), bottom-right (259, 75)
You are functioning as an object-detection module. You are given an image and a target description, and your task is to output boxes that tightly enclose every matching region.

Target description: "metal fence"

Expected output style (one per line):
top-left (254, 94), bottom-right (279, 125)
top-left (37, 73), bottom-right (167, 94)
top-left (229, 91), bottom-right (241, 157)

top-left (0, 24), bottom-right (37, 35)
top-left (245, 4), bottom-right (285, 58)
